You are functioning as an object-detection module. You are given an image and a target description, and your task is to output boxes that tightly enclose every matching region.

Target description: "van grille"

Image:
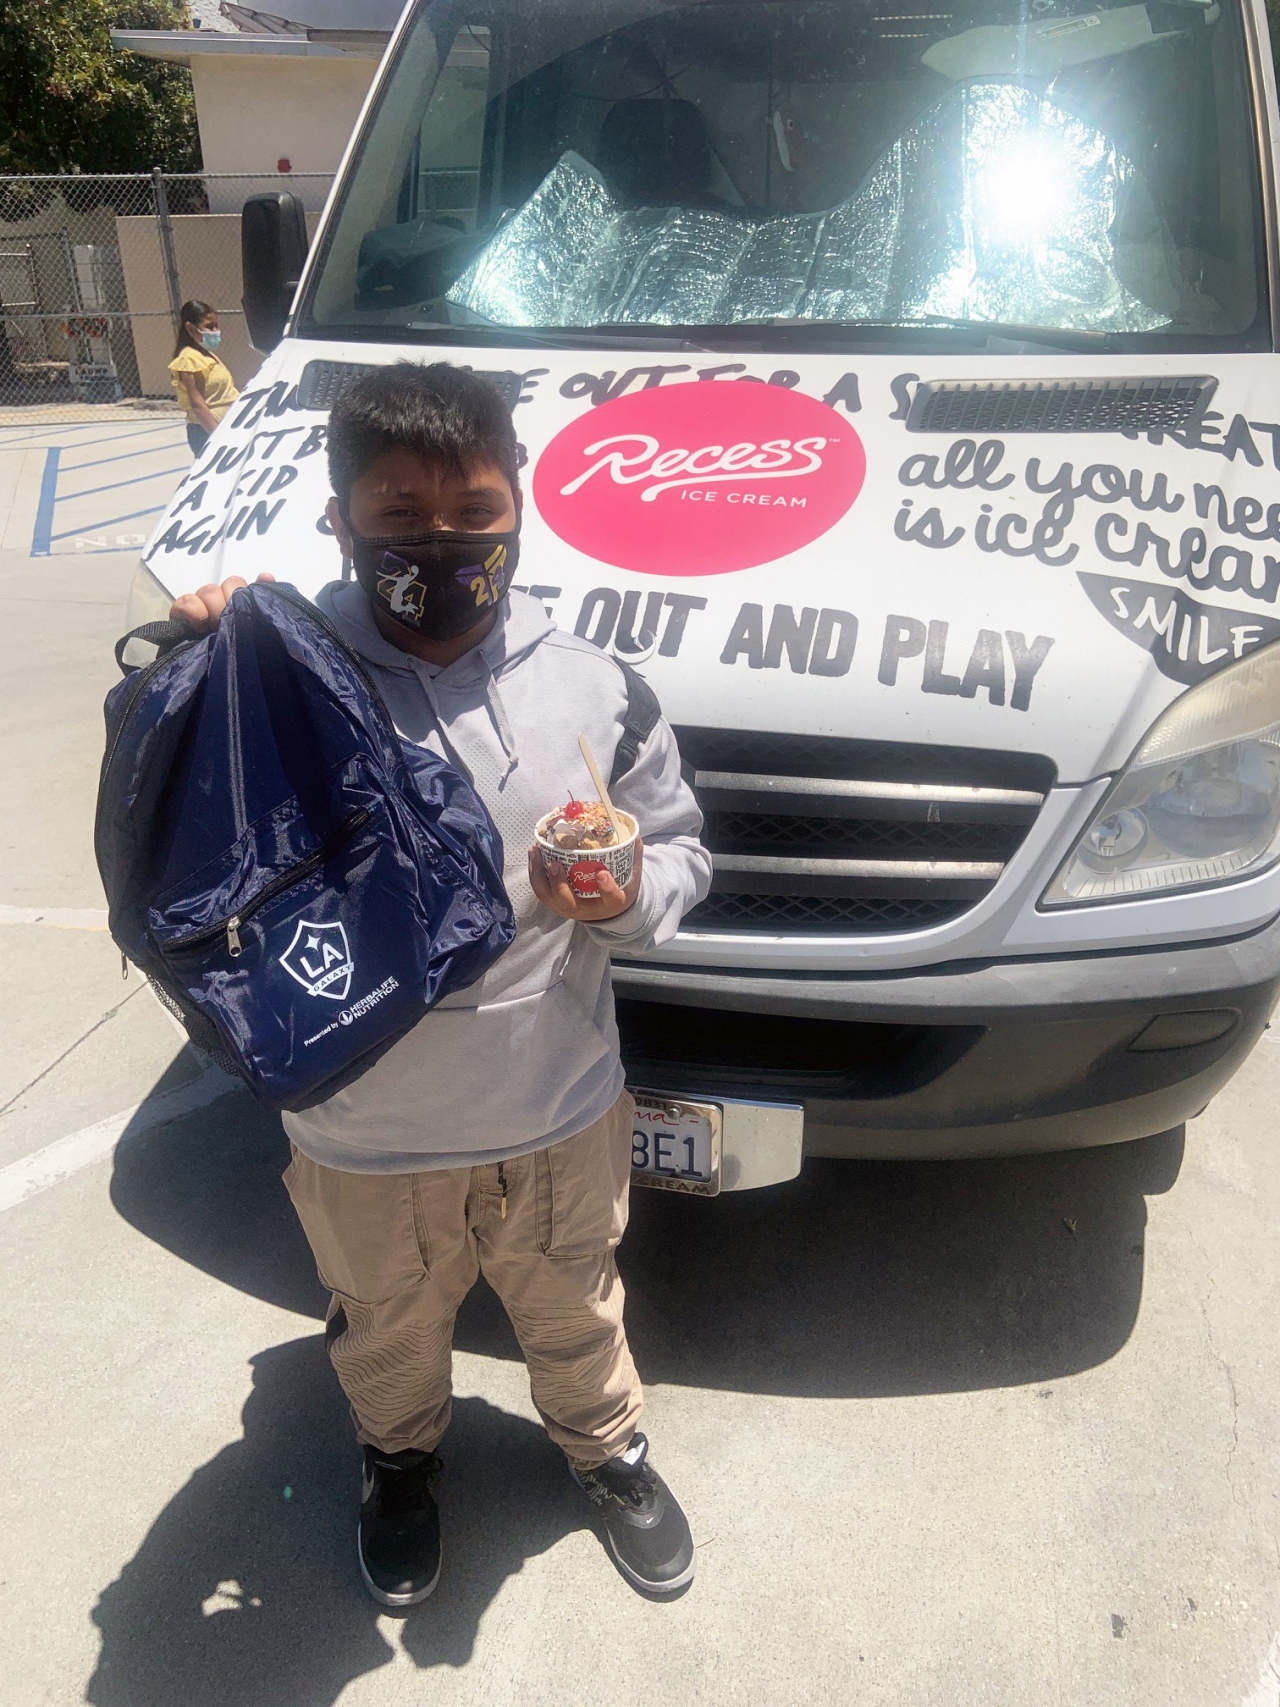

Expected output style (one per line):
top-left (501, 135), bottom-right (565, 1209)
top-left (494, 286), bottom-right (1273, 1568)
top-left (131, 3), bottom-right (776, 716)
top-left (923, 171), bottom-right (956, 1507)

top-left (673, 728), bottom-right (1054, 936)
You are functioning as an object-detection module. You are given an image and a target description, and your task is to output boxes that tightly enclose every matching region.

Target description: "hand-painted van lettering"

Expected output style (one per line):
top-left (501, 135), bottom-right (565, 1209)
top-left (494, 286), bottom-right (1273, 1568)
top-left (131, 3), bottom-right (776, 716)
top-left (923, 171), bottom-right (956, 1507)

top-left (575, 588), bottom-right (707, 658)
top-left (719, 603), bottom-right (858, 677)
top-left (889, 373), bottom-right (919, 421)
top-left (244, 464), bottom-right (298, 499)
top-left (900, 439), bottom-right (1013, 492)
top-left (1025, 458), bottom-right (1183, 526)
top-left (560, 366), bottom-right (692, 405)
top-left (1145, 412), bottom-right (1276, 469)
top-left (879, 616), bottom-right (1053, 711)
top-left (1096, 513), bottom-right (1280, 603)
top-left (975, 505), bottom-right (1077, 566)
top-left (1079, 573), bottom-right (1280, 684)
top-left (229, 380), bottom-right (305, 430)
top-left (1193, 484), bottom-right (1280, 543)
top-left (894, 500), bottom-right (964, 549)
top-left (820, 373), bottom-right (861, 413)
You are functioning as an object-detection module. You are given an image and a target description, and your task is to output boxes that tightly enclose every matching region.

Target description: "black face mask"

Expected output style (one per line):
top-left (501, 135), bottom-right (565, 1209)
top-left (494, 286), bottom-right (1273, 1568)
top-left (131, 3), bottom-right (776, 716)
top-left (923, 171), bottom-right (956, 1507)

top-left (348, 526), bottom-right (520, 641)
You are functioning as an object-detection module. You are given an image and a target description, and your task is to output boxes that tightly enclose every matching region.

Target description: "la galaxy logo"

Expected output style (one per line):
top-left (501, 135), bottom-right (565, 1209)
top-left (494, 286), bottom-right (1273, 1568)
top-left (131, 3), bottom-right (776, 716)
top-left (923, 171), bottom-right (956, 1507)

top-left (279, 919), bottom-right (355, 1001)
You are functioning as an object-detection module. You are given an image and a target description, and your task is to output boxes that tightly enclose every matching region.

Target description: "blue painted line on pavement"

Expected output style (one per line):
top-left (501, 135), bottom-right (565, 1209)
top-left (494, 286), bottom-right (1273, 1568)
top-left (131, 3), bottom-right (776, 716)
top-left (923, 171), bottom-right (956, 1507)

top-left (62, 439), bottom-right (187, 473)
top-left (2, 423), bottom-right (180, 455)
top-left (31, 448), bottom-right (60, 556)
top-left (60, 464), bottom-right (187, 502)
top-left (49, 500), bottom-right (164, 542)
top-left (52, 544), bottom-right (155, 556)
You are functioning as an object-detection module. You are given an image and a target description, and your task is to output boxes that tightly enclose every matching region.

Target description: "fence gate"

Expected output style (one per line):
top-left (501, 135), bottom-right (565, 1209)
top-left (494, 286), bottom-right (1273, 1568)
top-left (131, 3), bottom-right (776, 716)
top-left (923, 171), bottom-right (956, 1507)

top-left (0, 172), bottom-right (332, 421)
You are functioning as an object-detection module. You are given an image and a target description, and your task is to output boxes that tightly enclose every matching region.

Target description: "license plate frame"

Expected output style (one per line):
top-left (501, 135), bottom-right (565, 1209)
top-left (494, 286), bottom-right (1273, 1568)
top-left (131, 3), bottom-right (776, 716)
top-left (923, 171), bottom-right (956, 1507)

top-left (629, 1091), bottom-right (723, 1197)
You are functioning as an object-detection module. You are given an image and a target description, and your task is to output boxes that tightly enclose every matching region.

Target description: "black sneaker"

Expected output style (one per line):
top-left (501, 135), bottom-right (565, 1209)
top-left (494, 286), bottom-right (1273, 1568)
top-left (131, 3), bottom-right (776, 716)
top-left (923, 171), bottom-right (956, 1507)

top-left (573, 1434), bottom-right (695, 1595)
top-left (357, 1446), bottom-right (442, 1606)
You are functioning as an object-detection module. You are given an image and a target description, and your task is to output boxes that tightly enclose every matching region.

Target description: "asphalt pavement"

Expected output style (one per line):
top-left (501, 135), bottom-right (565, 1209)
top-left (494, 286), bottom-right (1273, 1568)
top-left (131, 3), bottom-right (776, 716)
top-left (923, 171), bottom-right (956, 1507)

top-left (2, 418), bottom-right (1279, 1707)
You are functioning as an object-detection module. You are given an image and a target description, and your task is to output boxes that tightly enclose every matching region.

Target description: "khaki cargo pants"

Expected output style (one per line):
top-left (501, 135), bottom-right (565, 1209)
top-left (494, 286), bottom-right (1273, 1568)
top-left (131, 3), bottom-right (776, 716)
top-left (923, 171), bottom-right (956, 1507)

top-left (283, 1094), bottom-right (642, 1472)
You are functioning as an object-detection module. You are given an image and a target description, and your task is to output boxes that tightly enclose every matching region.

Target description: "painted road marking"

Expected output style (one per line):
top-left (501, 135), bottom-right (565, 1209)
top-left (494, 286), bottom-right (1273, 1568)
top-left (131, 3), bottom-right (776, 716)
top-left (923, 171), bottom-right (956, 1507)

top-left (5, 418), bottom-right (190, 557)
top-left (0, 1067), bottom-right (240, 1213)
top-left (1242, 1633), bottom-right (1280, 1707)
top-left (60, 464), bottom-right (188, 504)
top-left (50, 500), bottom-right (168, 545)
top-left (0, 905), bottom-right (109, 930)
top-left (30, 448), bottom-right (59, 555)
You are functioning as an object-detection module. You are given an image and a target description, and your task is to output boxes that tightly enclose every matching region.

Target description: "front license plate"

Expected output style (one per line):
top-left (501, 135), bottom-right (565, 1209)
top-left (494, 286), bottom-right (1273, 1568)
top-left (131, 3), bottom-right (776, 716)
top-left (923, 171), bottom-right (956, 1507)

top-left (629, 1092), bottom-right (722, 1196)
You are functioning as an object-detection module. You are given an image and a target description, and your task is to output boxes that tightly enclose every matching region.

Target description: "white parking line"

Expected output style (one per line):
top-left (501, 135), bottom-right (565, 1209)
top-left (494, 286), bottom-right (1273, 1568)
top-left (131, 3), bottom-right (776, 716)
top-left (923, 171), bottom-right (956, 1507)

top-left (0, 904), bottom-right (109, 930)
top-left (1243, 1635), bottom-right (1280, 1707)
top-left (0, 1067), bottom-right (240, 1213)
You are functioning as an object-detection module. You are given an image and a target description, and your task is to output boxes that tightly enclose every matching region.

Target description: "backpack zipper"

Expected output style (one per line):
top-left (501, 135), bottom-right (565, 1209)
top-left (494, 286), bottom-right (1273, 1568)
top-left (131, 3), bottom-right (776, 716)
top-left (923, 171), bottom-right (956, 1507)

top-left (162, 806), bottom-right (373, 957)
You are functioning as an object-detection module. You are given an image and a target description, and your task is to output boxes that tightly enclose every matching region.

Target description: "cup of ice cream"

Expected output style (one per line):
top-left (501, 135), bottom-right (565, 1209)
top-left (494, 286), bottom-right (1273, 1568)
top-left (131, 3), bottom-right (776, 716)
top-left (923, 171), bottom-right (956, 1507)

top-left (535, 798), bottom-right (639, 897)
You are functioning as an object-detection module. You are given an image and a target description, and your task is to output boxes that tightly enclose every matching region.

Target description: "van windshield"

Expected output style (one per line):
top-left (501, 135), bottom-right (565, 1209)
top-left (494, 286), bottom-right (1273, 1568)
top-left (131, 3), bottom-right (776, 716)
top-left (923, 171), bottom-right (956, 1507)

top-left (301, 0), bottom-right (1267, 351)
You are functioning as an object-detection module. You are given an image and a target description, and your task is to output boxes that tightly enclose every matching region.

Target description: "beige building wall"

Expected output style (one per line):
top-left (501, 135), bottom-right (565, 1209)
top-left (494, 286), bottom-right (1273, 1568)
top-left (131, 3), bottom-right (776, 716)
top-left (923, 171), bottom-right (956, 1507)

top-left (117, 210), bottom-right (323, 396)
top-left (191, 55), bottom-right (378, 210)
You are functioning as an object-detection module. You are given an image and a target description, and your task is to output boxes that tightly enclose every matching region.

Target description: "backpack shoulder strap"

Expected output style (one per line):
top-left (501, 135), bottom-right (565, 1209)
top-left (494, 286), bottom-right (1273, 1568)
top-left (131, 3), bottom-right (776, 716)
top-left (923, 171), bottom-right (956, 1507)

top-left (610, 661), bottom-right (662, 786)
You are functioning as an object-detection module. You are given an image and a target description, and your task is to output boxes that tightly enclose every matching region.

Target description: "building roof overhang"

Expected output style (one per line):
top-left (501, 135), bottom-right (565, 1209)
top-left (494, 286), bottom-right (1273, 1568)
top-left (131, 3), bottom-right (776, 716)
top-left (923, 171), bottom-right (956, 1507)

top-left (110, 28), bottom-right (389, 62)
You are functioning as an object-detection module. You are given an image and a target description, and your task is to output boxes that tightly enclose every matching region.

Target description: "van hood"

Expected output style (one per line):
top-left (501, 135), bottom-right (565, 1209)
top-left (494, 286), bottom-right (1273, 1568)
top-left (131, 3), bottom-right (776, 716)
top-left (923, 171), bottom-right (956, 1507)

top-left (145, 341), bottom-right (1280, 784)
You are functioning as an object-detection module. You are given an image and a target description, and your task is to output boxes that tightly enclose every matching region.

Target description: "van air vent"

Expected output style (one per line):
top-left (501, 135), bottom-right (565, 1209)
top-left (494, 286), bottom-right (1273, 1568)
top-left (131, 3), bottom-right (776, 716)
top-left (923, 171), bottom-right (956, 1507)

top-left (297, 359), bottom-right (523, 413)
top-left (906, 375), bottom-right (1216, 435)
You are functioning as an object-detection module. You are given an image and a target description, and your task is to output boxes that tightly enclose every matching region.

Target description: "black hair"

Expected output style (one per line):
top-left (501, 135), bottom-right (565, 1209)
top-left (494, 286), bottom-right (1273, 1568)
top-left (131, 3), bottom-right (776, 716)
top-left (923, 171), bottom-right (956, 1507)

top-left (326, 361), bottom-right (520, 516)
top-left (174, 299), bottom-right (216, 358)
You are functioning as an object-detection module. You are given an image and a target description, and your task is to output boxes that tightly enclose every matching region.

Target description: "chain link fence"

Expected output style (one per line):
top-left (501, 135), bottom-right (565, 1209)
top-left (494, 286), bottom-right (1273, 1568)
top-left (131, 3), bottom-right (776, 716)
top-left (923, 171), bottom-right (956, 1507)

top-left (0, 172), bottom-right (332, 421)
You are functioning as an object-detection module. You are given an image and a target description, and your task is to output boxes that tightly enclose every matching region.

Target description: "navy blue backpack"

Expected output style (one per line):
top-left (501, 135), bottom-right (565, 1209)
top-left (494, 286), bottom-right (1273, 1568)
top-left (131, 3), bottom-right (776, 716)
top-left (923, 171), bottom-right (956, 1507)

top-left (96, 581), bottom-right (515, 1112)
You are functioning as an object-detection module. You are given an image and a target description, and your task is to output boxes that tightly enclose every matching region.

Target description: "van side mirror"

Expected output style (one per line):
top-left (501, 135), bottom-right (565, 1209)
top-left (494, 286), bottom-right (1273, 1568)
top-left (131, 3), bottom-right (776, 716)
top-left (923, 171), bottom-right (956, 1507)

top-left (241, 192), bottom-right (308, 352)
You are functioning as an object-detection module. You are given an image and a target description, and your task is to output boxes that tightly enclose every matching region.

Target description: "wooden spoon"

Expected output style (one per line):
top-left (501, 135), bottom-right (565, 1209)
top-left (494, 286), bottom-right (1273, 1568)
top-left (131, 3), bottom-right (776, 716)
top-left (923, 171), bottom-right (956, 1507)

top-left (578, 732), bottom-right (626, 843)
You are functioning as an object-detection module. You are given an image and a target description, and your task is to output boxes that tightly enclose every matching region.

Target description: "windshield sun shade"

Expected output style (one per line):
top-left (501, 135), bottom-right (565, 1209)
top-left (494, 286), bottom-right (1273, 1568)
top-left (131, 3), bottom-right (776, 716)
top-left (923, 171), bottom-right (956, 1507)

top-left (447, 84), bottom-right (1191, 334)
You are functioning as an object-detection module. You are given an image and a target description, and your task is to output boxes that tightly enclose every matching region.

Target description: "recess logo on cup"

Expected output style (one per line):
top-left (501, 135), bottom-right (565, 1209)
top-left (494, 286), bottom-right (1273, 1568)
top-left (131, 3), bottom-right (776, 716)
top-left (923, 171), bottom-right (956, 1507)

top-left (533, 381), bottom-right (866, 576)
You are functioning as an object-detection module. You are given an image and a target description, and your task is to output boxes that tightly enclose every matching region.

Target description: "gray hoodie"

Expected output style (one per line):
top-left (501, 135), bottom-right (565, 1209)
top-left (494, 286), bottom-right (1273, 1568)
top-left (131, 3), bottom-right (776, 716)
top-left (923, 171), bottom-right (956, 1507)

top-left (282, 583), bottom-right (712, 1173)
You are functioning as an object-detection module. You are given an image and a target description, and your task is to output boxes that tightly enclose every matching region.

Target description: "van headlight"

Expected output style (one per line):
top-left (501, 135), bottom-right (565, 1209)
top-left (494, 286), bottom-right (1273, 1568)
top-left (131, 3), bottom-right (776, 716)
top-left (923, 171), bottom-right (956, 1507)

top-left (125, 559), bottom-right (176, 630)
top-left (1042, 640), bottom-right (1280, 906)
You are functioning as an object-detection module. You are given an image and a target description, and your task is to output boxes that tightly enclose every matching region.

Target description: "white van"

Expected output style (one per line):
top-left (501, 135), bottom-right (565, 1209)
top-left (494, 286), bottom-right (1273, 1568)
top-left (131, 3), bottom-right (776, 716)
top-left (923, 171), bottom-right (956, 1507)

top-left (130, 0), bottom-right (1280, 1188)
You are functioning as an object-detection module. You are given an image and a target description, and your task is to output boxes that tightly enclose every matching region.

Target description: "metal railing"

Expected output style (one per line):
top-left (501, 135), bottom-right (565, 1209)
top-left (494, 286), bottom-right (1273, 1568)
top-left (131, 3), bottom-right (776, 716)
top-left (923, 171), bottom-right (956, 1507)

top-left (0, 171), bottom-right (332, 419)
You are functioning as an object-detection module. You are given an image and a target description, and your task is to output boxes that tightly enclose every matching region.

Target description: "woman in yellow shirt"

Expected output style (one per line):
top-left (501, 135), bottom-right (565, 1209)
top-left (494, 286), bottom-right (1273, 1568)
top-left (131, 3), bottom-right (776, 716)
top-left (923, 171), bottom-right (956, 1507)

top-left (168, 299), bottom-right (240, 456)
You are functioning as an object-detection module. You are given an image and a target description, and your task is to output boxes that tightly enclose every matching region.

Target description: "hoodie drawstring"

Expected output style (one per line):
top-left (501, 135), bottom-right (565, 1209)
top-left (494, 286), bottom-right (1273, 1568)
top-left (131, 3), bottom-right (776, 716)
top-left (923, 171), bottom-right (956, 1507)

top-left (410, 642), bottom-right (519, 788)
top-left (482, 659), bottom-right (519, 784)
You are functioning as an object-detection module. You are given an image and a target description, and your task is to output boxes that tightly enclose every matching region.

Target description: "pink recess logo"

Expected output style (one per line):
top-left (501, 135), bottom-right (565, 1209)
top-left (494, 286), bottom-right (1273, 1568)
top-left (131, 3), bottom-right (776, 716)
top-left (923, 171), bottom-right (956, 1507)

top-left (532, 382), bottom-right (866, 576)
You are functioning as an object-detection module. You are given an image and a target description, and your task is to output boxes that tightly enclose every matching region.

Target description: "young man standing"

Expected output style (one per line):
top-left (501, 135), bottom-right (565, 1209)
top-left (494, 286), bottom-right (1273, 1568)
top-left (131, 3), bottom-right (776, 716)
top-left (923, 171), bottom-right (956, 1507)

top-left (173, 363), bottom-right (711, 1604)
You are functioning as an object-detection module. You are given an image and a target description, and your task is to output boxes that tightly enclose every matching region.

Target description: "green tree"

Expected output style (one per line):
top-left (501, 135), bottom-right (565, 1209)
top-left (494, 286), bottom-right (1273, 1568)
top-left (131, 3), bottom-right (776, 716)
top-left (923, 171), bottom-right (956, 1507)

top-left (0, 0), bottom-right (199, 175)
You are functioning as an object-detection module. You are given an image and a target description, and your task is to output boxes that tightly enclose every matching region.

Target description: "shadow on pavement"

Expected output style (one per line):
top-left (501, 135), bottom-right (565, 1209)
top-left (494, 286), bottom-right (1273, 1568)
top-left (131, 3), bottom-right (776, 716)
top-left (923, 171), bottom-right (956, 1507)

top-left (87, 1338), bottom-right (586, 1707)
top-left (109, 1080), bottom-right (1185, 1398)
top-left (93, 1081), bottom-right (1185, 1701)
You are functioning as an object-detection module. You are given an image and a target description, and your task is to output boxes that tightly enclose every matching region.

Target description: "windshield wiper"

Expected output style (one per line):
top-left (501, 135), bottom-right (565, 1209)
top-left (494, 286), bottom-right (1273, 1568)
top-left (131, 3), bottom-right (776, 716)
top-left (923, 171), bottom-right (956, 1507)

top-left (407, 320), bottom-right (715, 353)
top-left (404, 316), bottom-right (1115, 355)
top-left (725, 317), bottom-right (1116, 353)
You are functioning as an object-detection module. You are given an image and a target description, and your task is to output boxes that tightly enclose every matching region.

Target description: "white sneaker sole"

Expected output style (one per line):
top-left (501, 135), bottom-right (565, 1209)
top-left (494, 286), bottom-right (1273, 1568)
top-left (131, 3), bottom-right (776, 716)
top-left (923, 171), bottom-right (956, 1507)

top-left (357, 1525), bottom-right (442, 1607)
top-left (571, 1465), bottom-right (696, 1594)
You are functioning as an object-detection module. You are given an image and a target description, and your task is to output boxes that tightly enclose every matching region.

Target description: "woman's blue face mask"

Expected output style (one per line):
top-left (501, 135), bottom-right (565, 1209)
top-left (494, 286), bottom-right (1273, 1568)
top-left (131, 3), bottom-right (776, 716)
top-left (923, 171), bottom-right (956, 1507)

top-left (201, 328), bottom-right (222, 352)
